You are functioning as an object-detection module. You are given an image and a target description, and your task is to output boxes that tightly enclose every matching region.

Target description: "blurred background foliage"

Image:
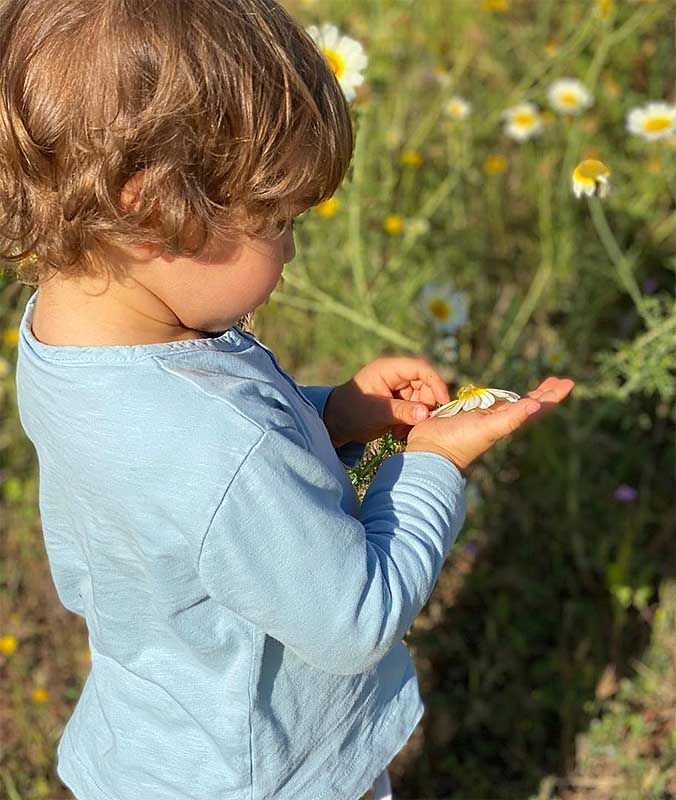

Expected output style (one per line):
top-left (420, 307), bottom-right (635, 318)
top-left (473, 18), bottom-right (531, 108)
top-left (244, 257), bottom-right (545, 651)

top-left (1, 0), bottom-right (675, 798)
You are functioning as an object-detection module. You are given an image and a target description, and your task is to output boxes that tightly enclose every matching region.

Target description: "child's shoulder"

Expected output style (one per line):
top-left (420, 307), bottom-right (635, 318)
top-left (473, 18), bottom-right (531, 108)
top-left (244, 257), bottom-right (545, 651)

top-left (149, 350), bottom-right (304, 441)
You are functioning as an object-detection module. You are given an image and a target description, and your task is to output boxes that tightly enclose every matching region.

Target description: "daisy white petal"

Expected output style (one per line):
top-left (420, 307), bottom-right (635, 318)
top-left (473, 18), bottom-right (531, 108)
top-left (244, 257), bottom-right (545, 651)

top-left (430, 383), bottom-right (521, 417)
top-left (572, 159), bottom-right (611, 199)
top-left (547, 78), bottom-right (594, 115)
top-left (429, 399), bottom-right (462, 418)
top-left (463, 394), bottom-right (482, 411)
top-left (488, 388), bottom-right (521, 402)
top-left (418, 282), bottom-right (470, 334)
top-left (502, 102), bottom-right (544, 142)
top-left (445, 96), bottom-right (472, 120)
top-left (626, 101), bottom-right (676, 141)
top-left (306, 22), bottom-right (368, 104)
top-left (478, 392), bottom-right (496, 409)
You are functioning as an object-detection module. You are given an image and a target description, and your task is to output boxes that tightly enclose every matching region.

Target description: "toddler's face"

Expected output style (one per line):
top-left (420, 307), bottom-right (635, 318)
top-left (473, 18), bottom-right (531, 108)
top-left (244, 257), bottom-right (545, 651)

top-left (110, 171), bottom-right (299, 338)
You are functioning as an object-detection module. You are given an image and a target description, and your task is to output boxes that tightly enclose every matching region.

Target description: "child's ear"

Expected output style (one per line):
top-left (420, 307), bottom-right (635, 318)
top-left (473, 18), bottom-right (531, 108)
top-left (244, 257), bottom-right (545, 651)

top-left (120, 171), bottom-right (164, 260)
top-left (120, 171), bottom-right (145, 214)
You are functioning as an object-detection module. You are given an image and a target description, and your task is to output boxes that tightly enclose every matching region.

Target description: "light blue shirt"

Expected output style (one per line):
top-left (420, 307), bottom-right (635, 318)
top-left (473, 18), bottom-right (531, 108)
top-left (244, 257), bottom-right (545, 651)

top-left (15, 289), bottom-right (467, 800)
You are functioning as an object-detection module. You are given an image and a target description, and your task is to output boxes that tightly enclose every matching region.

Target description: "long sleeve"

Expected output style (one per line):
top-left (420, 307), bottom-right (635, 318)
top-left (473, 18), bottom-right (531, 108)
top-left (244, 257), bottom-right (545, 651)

top-left (197, 425), bottom-right (467, 675)
top-left (296, 383), bottom-right (367, 468)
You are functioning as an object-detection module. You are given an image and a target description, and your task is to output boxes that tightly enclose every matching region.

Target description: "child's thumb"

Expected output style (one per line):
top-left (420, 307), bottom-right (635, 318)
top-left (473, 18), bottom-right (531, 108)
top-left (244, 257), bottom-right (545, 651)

top-left (483, 398), bottom-right (540, 442)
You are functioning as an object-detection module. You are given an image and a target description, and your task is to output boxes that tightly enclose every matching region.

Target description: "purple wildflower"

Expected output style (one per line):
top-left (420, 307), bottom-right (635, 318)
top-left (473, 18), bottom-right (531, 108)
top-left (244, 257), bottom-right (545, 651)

top-left (613, 484), bottom-right (638, 503)
top-left (642, 278), bottom-right (659, 294)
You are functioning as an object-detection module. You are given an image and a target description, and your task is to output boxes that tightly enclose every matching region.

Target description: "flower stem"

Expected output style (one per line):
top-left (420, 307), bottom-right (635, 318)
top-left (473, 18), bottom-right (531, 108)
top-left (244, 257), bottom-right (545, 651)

top-left (277, 271), bottom-right (421, 351)
top-left (587, 196), bottom-right (651, 326)
top-left (348, 109), bottom-right (375, 317)
top-left (485, 172), bottom-right (554, 382)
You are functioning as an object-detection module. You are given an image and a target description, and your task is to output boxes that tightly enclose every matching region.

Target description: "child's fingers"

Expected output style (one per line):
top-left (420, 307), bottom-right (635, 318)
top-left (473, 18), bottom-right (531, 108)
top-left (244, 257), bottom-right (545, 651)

top-left (525, 376), bottom-right (561, 400)
top-left (519, 380), bottom-right (575, 421)
top-left (492, 378), bottom-right (574, 412)
top-left (483, 397), bottom-right (542, 442)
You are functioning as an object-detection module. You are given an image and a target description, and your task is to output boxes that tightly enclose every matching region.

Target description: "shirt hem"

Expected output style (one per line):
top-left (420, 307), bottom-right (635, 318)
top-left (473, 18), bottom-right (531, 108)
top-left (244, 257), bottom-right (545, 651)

top-left (345, 705), bottom-right (424, 800)
top-left (313, 676), bottom-right (425, 800)
top-left (57, 726), bottom-right (117, 800)
top-left (56, 683), bottom-right (424, 800)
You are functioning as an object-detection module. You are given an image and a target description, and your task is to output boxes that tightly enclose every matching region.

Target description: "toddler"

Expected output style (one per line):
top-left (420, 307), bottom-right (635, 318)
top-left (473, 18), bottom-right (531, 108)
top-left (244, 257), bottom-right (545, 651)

top-left (3, 1), bottom-right (574, 799)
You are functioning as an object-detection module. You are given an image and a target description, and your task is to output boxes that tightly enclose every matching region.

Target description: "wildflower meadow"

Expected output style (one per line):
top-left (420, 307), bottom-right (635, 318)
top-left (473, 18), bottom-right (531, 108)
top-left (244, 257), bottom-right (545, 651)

top-left (1, 0), bottom-right (675, 798)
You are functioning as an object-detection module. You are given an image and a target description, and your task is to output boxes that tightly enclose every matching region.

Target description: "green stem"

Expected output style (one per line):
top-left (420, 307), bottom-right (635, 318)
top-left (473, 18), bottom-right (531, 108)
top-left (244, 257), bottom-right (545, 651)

top-left (587, 197), bottom-right (651, 326)
top-left (485, 172), bottom-right (554, 382)
top-left (557, 117), bottom-right (583, 211)
top-left (370, 168), bottom-right (462, 297)
top-left (279, 271), bottom-right (421, 351)
top-left (584, 4), bottom-right (614, 89)
top-left (348, 109), bottom-right (375, 317)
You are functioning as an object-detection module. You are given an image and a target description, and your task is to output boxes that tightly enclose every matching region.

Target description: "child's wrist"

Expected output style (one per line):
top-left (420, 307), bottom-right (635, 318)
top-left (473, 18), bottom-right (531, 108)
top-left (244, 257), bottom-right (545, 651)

top-left (323, 385), bottom-right (353, 448)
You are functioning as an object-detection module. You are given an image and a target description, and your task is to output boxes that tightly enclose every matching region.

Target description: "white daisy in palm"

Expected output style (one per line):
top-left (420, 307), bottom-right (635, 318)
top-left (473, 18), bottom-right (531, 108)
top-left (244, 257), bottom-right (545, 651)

top-left (626, 101), bottom-right (676, 141)
top-left (445, 96), bottom-right (472, 120)
top-left (572, 159), bottom-right (611, 198)
top-left (418, 282), bottom-right (469, 334)
top-left (547, 78), bottom-right (594, 115)
top-left (429, 384), bottom-right (521, 418)
top-left (305, 23), bottom-right (368, 103)
top-left (502, 102), bottom-right (544, 141)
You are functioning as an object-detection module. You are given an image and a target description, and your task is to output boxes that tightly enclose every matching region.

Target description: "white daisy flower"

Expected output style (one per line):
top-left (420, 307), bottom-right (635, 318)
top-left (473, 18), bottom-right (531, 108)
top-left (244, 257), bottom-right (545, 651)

top-left (502, 102), bottom-right (544, 141)
top-left (306, 23), bottom-right (368, 103)
top-left (429, 384), bottom-right (521, 418)
top-left (547, 78), bottom-right (594, 115)
top-left (626, 101), bottom-right (676, 141)
top-left (418, 282), bottom-right (469, 334)
top-left (572, 159), bottom-right (611, 198)
top-left (445, 96), bottom-right (472, 120)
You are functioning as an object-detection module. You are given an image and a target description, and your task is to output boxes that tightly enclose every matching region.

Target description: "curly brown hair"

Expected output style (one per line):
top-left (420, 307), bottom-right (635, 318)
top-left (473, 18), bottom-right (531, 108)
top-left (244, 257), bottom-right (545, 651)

top-left (0, 0), bottom-right (354, 286)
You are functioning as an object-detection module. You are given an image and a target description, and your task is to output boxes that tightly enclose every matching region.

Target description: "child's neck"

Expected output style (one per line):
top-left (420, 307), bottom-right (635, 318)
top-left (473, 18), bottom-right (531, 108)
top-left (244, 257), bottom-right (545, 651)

top-left (31, 275), bottom-right (215, 348)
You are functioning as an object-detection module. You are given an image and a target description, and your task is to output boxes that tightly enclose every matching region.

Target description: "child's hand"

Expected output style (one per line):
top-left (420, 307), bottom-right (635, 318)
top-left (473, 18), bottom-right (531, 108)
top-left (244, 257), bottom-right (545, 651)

top-left (406, 376), bottom-right (576, 475)
top-left (323, 355), bottom-right (452, 447)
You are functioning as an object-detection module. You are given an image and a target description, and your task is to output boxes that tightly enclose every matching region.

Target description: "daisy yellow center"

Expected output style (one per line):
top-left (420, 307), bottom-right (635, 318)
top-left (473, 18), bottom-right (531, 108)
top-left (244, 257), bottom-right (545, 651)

top-left (559, 91), bottom-right (579, 106)
top-left (643, 116), bottom-right (671, 133)
top-left (573, 160), bottom-right (610, 187)
top-left (428, 299), bottom-right (450, 320)
top-left (457, 384), bottom-right (486, 401)
top-left (449, 102), bottom-right (463, 116)
top-left (514, 111), bottom-right (536, 127)
top-left (323, 48), bottom-right (345, 79)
